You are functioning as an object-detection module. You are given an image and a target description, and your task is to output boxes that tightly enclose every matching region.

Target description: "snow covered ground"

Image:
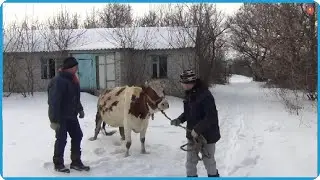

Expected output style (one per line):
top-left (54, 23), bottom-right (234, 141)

top-left (3, 75), bottom-right (317, 177)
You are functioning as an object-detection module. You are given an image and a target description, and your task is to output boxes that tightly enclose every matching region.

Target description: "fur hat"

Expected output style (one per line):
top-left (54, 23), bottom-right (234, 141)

top-left (180, 69), bottom-right (197, 84)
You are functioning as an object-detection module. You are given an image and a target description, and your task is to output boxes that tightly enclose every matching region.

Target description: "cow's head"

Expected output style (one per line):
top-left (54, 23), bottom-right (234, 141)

top-left (143, 79), bottom-right (169, 113)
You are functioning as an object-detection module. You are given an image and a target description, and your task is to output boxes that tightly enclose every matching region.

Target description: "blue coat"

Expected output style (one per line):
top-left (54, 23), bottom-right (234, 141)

top-left (178, 79), bottom-right (221, 144)
top-left (47, 71), bottom-right (83, 123)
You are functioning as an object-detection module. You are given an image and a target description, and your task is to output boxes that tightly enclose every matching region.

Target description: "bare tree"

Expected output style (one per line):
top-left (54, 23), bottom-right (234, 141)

top-left (3, 17), bottom-right (43, 97)
top-left (136, 11), bottom-right (160, 27)
top-left (20, 18), bottom-right (41, 96)
top-left (228, 3), bottom-right (317, 114)
top-left (136, 4), bottom-right (185, 27)
top-left (228, 4), bottom-right (272, 82)
top-left (83, 7), bottom-right (100, 29)
top-left (98, 3), bottom-right (133, 28)
top-left (185, 4), bottom-right (229, 85)
top-left (46, 7), bottom-right (85, 49)
top-left (229, 56), bottom-right (253, 77)
top-left (268, 3), bottom-right (317, 113)
top-left (40, 7), bottom-right (86, 65)
top-left (3, 21), bottom-right (25, 96)
top-left (162, 4), bottom-right (189, 27)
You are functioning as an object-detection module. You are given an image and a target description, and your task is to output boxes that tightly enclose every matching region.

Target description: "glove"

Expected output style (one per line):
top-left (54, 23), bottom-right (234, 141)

top-left (50, 122), bottom-right (60, 131)
top-left (191, 129), bottom-right (198, 138)
top-left (170, 118), bottom-right (181, 126)
top-left (79, 111), bottom-right (85, 119)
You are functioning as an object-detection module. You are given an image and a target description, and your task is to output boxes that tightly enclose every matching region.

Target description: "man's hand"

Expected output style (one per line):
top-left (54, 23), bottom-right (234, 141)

top-left (79, 111), bottom-right (85, 119)
top-left (170, 118), bottom-right (181, 126)
top-left (50, 122), bottom-right (60, 131)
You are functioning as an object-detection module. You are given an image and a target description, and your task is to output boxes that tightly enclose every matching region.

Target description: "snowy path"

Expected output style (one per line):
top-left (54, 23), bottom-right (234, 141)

top-left (212, 76), bottom-right (317, 176)
top-left (3, 75), bottom-right (317, 177)
top-left (213, 78), bottom-right (266, 176)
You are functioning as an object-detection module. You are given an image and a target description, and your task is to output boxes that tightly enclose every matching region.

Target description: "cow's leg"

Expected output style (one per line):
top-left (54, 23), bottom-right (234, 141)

top-left (140, 128), bottom-right (149, 154)
top-left (101, 122), bottom-right (107, 135)
top-left (124, 127), bottom-right (132, 157)
top-left (101, 122), bottom-right (117, 136)
top-left (119, 127), bottom-right (125, 140)
top-left (88, 112), bottom-right (103, 141)
top-left (123, 89), bottom-right (132, 157)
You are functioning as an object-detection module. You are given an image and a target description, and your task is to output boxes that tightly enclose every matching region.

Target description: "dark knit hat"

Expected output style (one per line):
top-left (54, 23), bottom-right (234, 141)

top-left (180, 69), bottom-right (197, 84)
top-left (62, 57), bottom-right (78, 69)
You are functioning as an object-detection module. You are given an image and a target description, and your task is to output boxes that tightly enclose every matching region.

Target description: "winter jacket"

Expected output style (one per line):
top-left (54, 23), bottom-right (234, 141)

top-left (47, 71), bottom-right (83, 123)
top-left (177, 79), bottom-right (221, 144)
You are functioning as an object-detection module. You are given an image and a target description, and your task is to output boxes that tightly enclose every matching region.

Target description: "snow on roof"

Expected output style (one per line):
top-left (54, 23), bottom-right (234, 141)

top-left (4, 26), bottom-right (197, 53)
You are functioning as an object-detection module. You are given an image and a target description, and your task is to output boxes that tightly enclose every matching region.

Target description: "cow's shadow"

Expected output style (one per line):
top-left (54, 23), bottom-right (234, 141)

top-left (91, 130), bottom-right (162, 160)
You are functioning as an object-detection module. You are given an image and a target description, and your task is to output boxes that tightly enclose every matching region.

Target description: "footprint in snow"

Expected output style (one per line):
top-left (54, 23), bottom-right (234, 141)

top-left (227, 155), bottom-right (260, 175)
top-left (110, 148), bottom-right (126, 155)
top-left (112, 140), bottom-right (122, 146)
top-left (94, 148), bottom-right (106, 156)
top-left (88, 157), bottom-right (111, 167)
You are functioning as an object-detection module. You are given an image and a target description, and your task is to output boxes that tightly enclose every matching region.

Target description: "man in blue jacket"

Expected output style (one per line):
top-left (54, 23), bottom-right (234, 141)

top-left (47, 57), bottom-right (90, 173)
top-left (170, 69), bottom-right (221, 177)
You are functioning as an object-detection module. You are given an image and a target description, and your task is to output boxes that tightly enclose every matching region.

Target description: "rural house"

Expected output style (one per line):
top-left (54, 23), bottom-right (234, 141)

top-left (3, 26), bottom-right (198, 97)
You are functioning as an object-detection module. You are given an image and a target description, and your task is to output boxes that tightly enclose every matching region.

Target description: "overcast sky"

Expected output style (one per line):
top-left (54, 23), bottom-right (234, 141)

top-left (3, 3), bottom-right (243, 26)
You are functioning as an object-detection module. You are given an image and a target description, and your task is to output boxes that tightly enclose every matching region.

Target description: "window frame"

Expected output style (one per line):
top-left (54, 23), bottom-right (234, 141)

top-left (151, 55), bottom-right (168, 79)
top-left (40, 57), bottom-right (56, 79)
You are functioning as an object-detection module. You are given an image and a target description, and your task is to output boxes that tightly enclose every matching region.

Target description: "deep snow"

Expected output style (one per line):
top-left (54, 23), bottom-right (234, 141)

top-left (3, 75), bottom-right (317, 177)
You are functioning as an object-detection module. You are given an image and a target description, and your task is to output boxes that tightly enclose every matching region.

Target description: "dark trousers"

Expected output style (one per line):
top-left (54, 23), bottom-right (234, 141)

top-left (53, 119), bottom-right (83, 166)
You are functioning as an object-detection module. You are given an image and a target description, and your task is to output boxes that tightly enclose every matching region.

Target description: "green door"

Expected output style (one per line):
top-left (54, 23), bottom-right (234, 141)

top-left (72, 54), bottom-right (97, 90)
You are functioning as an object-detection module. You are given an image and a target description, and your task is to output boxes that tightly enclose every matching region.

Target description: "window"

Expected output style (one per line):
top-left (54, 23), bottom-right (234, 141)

top-left (151, 55), bottom-right (167, 78)
top-left (41, 58), bottom-right (55, 79)
top-left (96, 53), bottom-right (116, 89)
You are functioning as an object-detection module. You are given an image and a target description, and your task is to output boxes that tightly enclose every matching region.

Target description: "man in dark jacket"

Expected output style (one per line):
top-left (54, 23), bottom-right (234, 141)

top-left (170, 69), bottom-right (221, 177)
top-left (47, 57), bottom-right (90, 173)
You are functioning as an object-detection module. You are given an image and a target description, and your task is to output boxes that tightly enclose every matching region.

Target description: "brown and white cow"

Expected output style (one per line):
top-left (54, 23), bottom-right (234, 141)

top-left (89, 80), bottom-right (170, 157)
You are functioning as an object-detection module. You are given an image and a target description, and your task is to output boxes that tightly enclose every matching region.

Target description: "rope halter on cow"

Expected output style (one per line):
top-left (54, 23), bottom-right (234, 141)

top-left (143, 91), bottom-right (164, 121)
top-left (160, 111), bottom-right (211, 161)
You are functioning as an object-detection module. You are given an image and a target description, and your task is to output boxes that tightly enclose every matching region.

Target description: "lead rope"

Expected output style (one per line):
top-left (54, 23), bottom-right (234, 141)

top-left (160, 111), bottom-right (211, 161)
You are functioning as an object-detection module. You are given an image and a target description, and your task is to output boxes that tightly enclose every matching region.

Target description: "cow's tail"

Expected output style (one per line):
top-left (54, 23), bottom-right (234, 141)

top-left (97, 111), bottom-right (117, 137)
top-left (88, 111), bottom-right (103, 141)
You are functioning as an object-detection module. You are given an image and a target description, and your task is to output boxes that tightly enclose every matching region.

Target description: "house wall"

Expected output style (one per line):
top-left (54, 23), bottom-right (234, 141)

top-left (122, 48), bottom-right (197, 98)
top-left (119, 49), bottom-right (141, 86)
top-left (3, 51), bottom-right (67, 93)
top-left (4, 48), bottom-right (196, 98)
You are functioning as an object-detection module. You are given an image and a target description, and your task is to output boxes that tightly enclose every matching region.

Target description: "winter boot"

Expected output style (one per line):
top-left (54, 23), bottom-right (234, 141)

top-left (70, 161), bottom-right (90, 171)
top-left (53, 156), bottom-right (70, 173)
top-left (70, 153), bottom-right (90, 171)
top-left (208, 170), bottom-right (220, 177)
top-left (54, 164), bottom-right (70, 173)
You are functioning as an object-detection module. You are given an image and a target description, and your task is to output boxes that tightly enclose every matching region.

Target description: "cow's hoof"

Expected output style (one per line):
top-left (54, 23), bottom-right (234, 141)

top-left (104, 130), bottom-right (117, 136)
top-left (124, 152), bottom-right (130, 157)
top-left (88, 137), bottom-right (97, 141)
top-left (121, 137), bottom-right (125, 141)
